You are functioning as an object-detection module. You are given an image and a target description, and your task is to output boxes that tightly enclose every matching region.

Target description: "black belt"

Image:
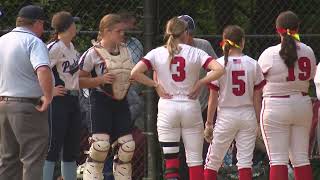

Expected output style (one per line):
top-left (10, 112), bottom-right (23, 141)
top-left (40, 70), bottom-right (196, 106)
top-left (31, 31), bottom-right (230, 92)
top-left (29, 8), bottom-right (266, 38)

top-left (66, 90), bottom-right (79, 96)
top-left (0, 96), bottom-right (40, 105)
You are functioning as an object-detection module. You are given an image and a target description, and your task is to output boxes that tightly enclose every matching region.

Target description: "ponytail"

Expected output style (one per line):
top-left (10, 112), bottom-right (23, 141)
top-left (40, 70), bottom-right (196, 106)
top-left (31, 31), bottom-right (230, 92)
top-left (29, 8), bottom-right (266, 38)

top-left (166, 34), bottom-right (180, 68)
top-left (96, 31), bottom-right (102, 42)
top-left (223, 42), bottom-right (231, 66)
top-left (48, 32), bottom-right (59, 43)
top-left (164, 17), bottom-right (186, 70)
top-left (279, 34), bottom-right (298, 68)
top-left (276, 11), bottom-right (300, 68)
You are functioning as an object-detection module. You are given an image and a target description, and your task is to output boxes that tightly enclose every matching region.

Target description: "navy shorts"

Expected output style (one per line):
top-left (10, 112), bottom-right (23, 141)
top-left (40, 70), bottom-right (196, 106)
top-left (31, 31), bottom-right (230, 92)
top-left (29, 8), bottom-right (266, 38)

top-left (89, 90), bottom-right (132, 139)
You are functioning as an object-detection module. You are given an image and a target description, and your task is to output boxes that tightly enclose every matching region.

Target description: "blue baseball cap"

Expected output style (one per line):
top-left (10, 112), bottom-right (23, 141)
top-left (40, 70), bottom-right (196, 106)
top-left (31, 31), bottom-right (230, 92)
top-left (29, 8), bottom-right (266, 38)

top-left (178, 15), bottom-right (195, 32)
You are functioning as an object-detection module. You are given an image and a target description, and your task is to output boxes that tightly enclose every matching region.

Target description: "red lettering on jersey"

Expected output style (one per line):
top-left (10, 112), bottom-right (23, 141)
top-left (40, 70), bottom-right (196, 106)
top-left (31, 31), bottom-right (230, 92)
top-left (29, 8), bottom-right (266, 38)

top-left (171, 56), bottom-right (186, 82)
top-left (286, 57), bottom-right (311, 81)
top-left (232, 70), bottom-right (246, 96)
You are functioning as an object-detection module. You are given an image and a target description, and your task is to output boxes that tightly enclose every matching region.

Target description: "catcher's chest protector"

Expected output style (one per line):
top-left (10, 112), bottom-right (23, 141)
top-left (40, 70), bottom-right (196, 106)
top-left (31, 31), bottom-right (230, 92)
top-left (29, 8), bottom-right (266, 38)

top-left (94, 45), bottom-right (134, 100)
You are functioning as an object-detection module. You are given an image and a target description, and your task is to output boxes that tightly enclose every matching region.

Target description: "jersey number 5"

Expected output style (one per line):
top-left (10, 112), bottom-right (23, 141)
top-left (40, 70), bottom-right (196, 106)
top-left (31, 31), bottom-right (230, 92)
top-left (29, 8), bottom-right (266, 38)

top-left (286, 57), bottom-right (311, 81)
top-left (232, 70), bottom-right (245, 96)
top-left (171, 56), bottom-right (186, 82)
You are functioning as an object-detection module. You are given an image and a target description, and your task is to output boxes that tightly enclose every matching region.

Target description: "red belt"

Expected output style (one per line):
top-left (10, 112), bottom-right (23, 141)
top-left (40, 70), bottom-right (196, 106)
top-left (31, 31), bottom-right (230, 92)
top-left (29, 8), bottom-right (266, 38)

top-left (269, 92), bottom-right (308, 98)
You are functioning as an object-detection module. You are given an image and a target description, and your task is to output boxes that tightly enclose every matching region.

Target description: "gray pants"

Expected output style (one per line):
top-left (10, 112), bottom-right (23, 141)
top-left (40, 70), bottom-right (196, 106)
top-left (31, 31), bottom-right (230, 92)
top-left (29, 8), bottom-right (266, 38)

top-left (0, 100), bottom-right (49, 180)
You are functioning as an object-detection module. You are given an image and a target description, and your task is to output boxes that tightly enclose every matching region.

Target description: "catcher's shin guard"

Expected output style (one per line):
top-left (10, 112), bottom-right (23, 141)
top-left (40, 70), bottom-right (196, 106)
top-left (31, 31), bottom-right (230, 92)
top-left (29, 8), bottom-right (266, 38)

top-left (159, 141), bottom-right (180, 179)
top-left (83, 134), bottom-right (110, 180)
top-left (113, 134), bottom-right (135, 180)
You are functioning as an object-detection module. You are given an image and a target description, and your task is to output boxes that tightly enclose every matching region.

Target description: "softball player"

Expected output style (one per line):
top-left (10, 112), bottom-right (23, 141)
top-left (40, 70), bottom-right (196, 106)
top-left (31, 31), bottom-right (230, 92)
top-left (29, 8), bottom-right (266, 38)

top-left (79, 14), bottom-right (135, 180)
top-left (43, 11), bottom-right (80, 180)
top-left (131, 17), bottom-right (224, 180)
top-left (203, 25), bottom-right (265, 180)
top-left (258, 11), bottom-right (316, 180)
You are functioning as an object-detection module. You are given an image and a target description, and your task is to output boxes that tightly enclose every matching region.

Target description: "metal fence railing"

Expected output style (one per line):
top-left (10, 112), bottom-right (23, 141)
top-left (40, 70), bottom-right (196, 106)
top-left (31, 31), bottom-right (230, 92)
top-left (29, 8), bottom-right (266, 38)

top-left (1, 0), bottom-right (320, 179)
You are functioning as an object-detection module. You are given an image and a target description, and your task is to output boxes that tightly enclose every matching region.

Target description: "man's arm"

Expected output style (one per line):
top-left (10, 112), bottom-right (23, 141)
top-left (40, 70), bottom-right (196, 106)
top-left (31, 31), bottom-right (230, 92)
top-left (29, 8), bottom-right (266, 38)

top-left (36, 66), bottom-right (53, 111)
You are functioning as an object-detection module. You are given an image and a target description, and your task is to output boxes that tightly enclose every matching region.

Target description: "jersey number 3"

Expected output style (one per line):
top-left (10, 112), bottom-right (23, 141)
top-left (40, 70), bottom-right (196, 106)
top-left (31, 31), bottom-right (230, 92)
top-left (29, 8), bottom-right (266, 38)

top-left (286, 57), bottom-right (311, 81)
top-left (171, 57), bottom-right (186, 82)
top-left (232, 70), bottom-right (245, 96)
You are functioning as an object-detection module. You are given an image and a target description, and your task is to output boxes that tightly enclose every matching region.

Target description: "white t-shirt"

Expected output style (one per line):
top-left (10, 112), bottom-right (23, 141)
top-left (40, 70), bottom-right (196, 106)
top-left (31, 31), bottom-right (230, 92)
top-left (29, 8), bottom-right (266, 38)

top-left (209, 55), bottom-right (265, 107)
top-left (258, 42), bottom-right (316, 96)
top-left (142, 44), bottom-right (213, 100)
top-left (48, 40), bottom-right (80, 90)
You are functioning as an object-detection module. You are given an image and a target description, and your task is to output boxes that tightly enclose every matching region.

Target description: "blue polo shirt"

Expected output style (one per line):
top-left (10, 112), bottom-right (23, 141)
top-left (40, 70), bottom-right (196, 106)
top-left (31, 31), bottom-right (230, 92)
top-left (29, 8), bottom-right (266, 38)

top-left (0, 27), bottom-right (50, 98)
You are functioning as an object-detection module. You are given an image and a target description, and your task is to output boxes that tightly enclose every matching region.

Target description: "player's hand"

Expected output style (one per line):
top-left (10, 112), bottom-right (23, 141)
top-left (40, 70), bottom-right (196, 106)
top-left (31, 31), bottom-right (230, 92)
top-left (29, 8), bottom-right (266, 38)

top-left (255, 126), bottom-right (266, 152)
top-left (204, 122), bottom-right (214, 143)
top-left (129, 78), bottom-right (136, 84)
top-left (53, 85), bottom-right (67, 96)
top-left (35, 96), bottom-right (51, 112)
top-left (100, 73), bottom-right (115, 84)
top-left (155, 84), bottom-right (172, 99)
top-left (188, 80), bottom-right (202, 99)
top-left (256, 126), bottom-right (262, 139)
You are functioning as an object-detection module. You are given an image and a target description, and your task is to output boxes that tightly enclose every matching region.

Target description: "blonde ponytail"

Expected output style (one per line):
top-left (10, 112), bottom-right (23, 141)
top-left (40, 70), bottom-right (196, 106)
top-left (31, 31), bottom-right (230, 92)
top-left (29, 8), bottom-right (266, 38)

top-left (164, 17), bottom-right (187, 69)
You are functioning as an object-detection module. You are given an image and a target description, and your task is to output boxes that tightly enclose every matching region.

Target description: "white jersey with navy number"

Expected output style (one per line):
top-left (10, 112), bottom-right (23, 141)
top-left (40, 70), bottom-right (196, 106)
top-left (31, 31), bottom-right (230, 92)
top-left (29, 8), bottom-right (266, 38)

top-left (142, 44), bottom-right (213, 100)
top-left (48, 40), bottom-right (80, 90)
top-left (258, 42), bottom-right (317, 97)
top-left (209, 55), bottom-right (265, 107)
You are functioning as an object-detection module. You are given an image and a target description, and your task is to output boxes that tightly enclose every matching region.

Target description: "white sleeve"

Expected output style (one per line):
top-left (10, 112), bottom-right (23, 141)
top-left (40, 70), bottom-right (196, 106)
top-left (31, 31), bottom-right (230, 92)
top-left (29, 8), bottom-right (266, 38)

top-left (30, 39), bottom-right (50, 70)
top-left (142, 49), bottom-right (156, 70)
top-left (314, 64), bottom-right (320, 100)
top-left (48, 44), bottom-right (61, 68)
top-left (207, 71), bottom-right (220, 91)
top-left (79, 49), bottom-right (94, 73)
top-left (254, 62), bottom-right (266, 90)
top-left (258, 49), bottom-right (273, 75)
top-left (307, 46), bottom-right (317, 80)
top-left (197, 48), bottom-right (213, 69)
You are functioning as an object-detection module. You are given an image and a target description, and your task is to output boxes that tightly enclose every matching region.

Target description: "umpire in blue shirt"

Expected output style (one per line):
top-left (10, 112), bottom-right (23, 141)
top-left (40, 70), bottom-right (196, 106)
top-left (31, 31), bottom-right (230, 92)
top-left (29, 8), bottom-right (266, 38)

top-left (0, 5), bottom-right (53, 180)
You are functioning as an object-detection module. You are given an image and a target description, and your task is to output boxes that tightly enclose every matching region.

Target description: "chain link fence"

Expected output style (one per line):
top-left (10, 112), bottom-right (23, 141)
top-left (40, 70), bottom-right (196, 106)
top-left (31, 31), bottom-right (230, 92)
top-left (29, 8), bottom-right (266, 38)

top-left (1, 0), bottom-right (320, 179)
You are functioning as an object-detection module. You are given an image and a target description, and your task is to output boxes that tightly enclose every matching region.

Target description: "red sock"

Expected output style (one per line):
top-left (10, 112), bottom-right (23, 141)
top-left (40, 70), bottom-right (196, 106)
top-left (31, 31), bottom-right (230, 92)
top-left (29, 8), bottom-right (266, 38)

top-left (294, 165), bottom-right (313, 180)
top-left (270, 165), bottom-right (288, 180)
top-left (204, 169), bottom-right (217, 180)
top-left (189, 165), bottom-right (204, 180)
top-left (238, 168), bottom-right (252, 180)
top-left (165, 158), bottom-right (180, 179)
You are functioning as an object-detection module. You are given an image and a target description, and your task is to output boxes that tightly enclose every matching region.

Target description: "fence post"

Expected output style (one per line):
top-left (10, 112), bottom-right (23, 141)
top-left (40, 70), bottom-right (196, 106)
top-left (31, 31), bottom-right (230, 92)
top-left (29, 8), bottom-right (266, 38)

top-left (143, 0), bottom-right (157, 180)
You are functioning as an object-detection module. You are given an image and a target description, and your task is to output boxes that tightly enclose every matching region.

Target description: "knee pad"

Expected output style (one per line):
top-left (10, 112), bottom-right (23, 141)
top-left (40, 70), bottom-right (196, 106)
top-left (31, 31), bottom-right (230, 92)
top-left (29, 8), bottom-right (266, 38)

top-left (113, 162), bottom-right (132, 180)
top-left (117, 134), bottom-right (135, 163)
top-left (88, 134), bottom-right (110, 162)
top-left (113, 134), bottom-right (135, 180)
top-left (83, 162), bottom-right (104, 180)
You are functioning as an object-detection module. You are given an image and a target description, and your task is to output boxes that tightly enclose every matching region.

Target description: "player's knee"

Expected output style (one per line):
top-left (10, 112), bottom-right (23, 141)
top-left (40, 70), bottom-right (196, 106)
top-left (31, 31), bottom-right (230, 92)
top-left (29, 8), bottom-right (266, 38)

top-left (186, 159), bottom-right (203, 167)
top-left (237, 161), bottom-right (253, 170)
top-left (290, 154), bottom-right (310, 167)
top-left (117, 134), bottom-right (135, 162)
top-left (88, 134), bottom-right (110, 162)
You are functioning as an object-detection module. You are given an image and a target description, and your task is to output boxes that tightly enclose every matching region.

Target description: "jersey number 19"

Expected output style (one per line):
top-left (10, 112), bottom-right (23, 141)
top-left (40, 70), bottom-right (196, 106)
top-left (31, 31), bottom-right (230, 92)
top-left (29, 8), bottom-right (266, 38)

top-left (286, 57), bottom-right (311, 81)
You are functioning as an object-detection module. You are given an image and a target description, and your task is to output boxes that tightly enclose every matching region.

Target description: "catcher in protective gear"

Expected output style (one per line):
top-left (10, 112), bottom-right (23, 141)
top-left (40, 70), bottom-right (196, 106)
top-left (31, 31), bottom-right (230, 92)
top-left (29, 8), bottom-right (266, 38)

top-left (93, 41), bottom-right (134, 100)
top-left (78, 14), bottom-right (135, 180)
